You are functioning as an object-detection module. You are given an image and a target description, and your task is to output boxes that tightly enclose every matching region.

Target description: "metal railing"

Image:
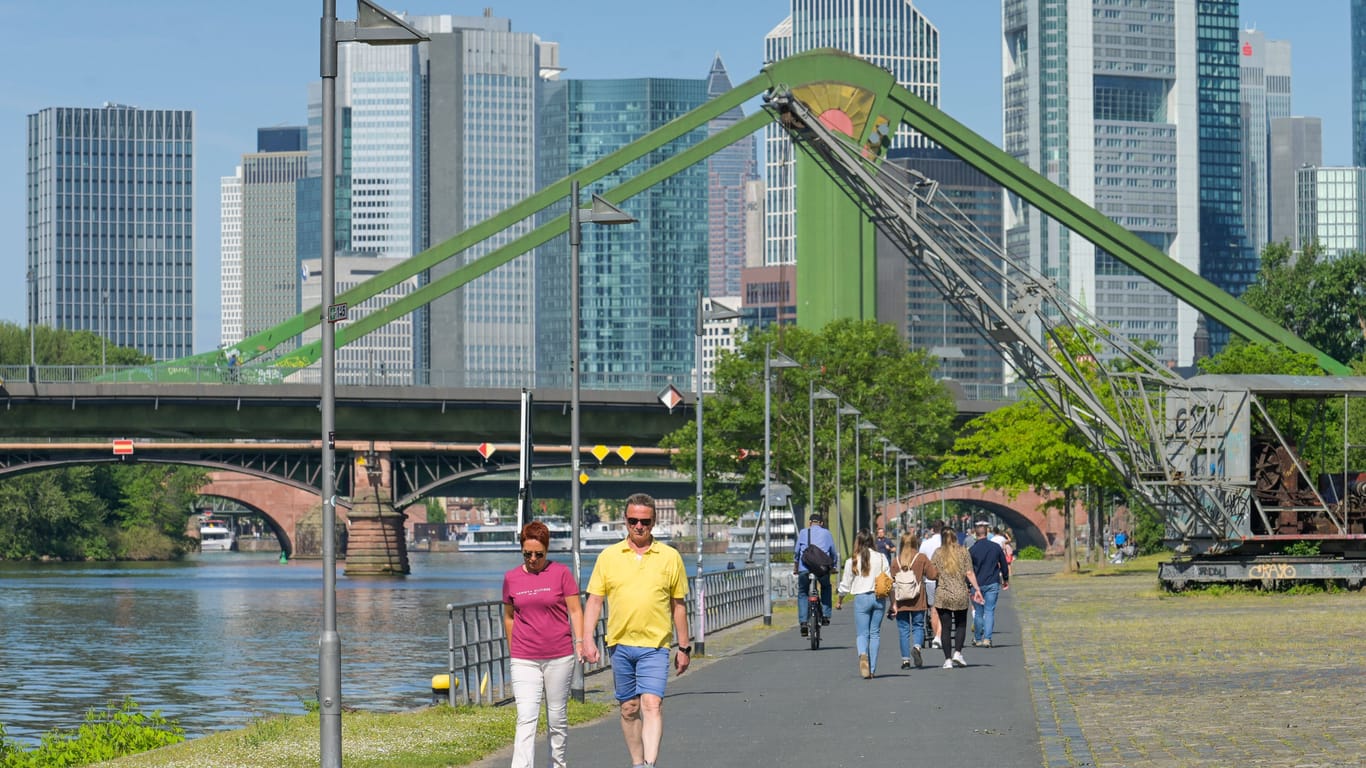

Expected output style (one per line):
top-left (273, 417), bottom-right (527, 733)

top-left (442, 565), bottom-right (767, 706)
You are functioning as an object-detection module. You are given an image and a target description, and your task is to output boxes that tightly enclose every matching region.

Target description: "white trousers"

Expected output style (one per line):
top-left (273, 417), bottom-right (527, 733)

top-left (510, 654), bottom-right (577, 768)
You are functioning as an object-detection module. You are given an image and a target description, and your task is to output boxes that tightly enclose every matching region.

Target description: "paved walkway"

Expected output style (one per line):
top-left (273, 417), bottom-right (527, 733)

top-left (473, 576), bottom-right (1041, 767)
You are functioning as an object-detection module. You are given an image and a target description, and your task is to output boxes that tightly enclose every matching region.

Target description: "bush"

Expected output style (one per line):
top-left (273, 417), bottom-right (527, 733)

top-left (1283, 540), bottom-right (1321, 557)
top-left (0, 698), bottom-right (183, 767)
top-left (1016, 545), bottom-right (1045, 560)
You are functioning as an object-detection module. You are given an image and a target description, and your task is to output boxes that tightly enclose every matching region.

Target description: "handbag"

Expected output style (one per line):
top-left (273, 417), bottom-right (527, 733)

top-left (873, 570), bottom-right (893, 600)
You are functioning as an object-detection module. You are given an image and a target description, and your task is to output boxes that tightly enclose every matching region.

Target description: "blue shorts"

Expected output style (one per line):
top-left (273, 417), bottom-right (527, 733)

top-left (609, 645), bottom-right (670, 701)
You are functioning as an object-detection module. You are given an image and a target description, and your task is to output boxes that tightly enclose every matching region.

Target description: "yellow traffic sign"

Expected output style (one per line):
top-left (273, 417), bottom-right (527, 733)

top-left (616, 445), bottom-right (635, 463)
top-left (591, 444), bottom-right (610, 461)
top-left (578, 472), bottom-right (589, 485)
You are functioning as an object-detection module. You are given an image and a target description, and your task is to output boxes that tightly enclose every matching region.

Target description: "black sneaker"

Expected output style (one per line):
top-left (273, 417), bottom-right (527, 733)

top-left (900, 659), bottom-right (911, 669)
top-left (822, 617), bottom-right (830, 626)
top-left (800, 625), bottom-right (809, 637)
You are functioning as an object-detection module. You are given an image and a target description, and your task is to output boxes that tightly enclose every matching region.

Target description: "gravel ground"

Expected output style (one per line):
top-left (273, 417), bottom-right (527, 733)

top-left (1010, 558), bottom-right (1366, 768)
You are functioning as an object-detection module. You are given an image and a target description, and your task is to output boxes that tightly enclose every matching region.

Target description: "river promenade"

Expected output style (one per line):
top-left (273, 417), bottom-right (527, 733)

top-left (468, 558), bottom-right (1366, 768)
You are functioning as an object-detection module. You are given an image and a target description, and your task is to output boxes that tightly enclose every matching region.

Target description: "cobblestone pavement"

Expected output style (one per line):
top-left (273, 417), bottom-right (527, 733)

top-left (1011, 559), bottom-right (1366, 768)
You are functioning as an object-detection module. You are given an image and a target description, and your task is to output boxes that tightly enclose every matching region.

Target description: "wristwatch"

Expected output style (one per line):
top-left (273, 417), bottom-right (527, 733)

top-left (677, 645), bottom-right (692, 655)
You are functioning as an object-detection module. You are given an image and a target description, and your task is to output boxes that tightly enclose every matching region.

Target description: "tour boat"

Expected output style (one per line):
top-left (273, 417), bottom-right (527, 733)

top-left (726, 507), bottom-right (797, 556)
top-left (199, 524), bottom-right (237, 552)
top-left (458, 518), bottom-right (573, 552)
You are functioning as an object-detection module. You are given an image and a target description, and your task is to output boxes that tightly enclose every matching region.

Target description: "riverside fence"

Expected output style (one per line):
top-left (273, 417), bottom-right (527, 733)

top-left (442, 565), bottom-right (768, 706)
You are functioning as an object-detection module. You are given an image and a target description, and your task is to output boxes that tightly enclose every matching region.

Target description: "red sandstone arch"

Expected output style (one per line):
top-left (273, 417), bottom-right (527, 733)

top-left (879, 481), bottom-right (1088, 555)
top-left (199, 470), bottom-right (351, 557)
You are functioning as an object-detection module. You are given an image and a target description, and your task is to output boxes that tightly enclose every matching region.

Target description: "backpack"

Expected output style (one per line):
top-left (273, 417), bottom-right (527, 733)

top-left (874, 570), bottom-right (894, 600)
top-left (892, 554), bottom-right (923, 602)
top-left (801, 539), bottom-right (834, 577)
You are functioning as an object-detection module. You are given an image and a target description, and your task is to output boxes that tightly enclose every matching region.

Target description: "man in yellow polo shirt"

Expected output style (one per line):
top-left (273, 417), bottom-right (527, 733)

top-left (581, 492), bottom-right (690, 768)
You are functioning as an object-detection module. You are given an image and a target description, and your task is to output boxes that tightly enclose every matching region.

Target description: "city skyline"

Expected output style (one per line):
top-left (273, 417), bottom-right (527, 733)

top-left (0, 0), bottom-right (1354, 354)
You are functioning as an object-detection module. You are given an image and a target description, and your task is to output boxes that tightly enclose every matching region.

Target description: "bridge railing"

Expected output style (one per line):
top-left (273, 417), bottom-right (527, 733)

top-left (3, 364), bottom-right (695, 393)
top-left (442, 565), bottom-right (767, 706)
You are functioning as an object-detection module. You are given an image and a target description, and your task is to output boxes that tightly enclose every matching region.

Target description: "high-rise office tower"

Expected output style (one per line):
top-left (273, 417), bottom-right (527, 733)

top-left (220, 166), bottom-right (243, 346)
top-left (1296, 166), bottom-right (1366, 259)
top-left (1269, 116), bottom-right (1322, 248)
top-left (310, 11), bottom-right (557, 385)
top-left (706, 55), bottom-right (759, 298)
top-left (1353, 0), bottom-right (1366, 166)
top-left (536, 77), bottom-right (711, 388)
top-left (1003, 0), bottom-right (1249, 366)
top-left (886, 148), bottom-right (1006, 398)
top-left (221, 127), bottom-right (309, 348)
top-left (27, 104), bottom-right (194, 360)
top-left (422, 13), bottom-right (560, 386)
top-left (763, 0), bottom-right (940, 267)
top-left (1239, 30), bottom-right (1292, 255)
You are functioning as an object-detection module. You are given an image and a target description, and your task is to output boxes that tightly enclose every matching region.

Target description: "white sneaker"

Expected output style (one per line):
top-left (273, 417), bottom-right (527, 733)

top-left (951, 651), bottom-right (966, 667)
top-left (941, 659), bottom-right (954, 669)
top-left (931, 637), bottom-right (942, 649)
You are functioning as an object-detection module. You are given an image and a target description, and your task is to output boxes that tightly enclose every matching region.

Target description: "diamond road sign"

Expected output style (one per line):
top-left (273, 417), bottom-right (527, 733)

top-left (656, 384), bottom-right (684, 412)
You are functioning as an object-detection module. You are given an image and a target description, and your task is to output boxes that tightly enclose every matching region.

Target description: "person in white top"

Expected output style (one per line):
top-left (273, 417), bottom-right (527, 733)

top-left (917, 520), bottom-right (945, 649)
top-left (836, 529), bottom-right (892, 679)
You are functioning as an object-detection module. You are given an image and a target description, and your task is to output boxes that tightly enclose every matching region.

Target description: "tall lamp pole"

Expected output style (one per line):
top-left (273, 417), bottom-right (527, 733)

top-left (693, 294), bottom-right (739, 655)
top-left (854, 420), bottom-right (876, 531)
top-left (762, 344), bottom-right (799, 626)
top-left (319, 3), bottom-right (425, 765)
top-left (836, 404), bottom-right (859, 556)
top-left (809, 385), bottom-right (837, 524)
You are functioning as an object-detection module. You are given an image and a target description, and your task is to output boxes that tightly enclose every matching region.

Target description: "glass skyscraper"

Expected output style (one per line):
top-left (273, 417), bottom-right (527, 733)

top-left (706, 54), bottom-right (759, 298)
top-left (1353, 0), bottom-right (1366, 167)
top-left (27, 105), bottom-right (194, 360)
top-left (536, 77), bottom-right (711, 388)
top-left (1003, 0), bottom-right (1247, 366)
top-left (1238, 30), bottom-right (1292, 256)
top-left (763, 0), bottom-right (940, 266)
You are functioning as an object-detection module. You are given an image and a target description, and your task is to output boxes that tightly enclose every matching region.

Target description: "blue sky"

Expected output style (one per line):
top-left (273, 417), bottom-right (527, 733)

top-left (0, 0), bottom-right (1352, 354)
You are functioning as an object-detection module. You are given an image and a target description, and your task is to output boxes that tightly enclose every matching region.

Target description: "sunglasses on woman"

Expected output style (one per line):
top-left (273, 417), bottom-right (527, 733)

top-left (522, 551), bottom-right (546, 559)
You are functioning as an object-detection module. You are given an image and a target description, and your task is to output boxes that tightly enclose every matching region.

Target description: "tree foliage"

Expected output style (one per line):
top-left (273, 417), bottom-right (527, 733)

top-left (659, 319), bottom-right (956, 523)
top-left (1239, 242), bottom-right (1366, 366)
top-left (0, 321), bottom-right (199, 560)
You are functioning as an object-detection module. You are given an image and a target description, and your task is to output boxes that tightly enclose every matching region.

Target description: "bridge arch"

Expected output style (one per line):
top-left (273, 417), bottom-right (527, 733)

top-left (884, 480), bottom-right (1087, 555)
top-left (199, 470), bottom-right (349, 557)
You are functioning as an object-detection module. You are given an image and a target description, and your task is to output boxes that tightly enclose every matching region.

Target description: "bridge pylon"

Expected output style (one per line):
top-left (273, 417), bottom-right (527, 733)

top-left (344, 451), bottom-right (410, 575)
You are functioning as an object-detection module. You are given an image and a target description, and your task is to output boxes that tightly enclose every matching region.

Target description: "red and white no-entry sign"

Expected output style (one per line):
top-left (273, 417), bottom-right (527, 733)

top-left (112, 439), bottom-right (134, 456)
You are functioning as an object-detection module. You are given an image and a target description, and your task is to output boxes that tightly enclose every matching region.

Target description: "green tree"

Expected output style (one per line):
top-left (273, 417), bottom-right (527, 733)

top-left (940, 398), bottom-right (1117, 572)
top-left (660, 319), bottom-right (956, 537)
top-left (1239, 242), bottom-right (1366, 366)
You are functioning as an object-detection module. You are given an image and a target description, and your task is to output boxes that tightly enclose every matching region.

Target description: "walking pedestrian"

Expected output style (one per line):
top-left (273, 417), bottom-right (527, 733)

top-left (836, 529), bottom-right (891, 679)
top-left (580, 493), bottom-right (691, 768)
top-left (502, 521), bottom-right (586, 768)
top-left (918, 519), bottom-right (945, 649)
top-left (889, 531), bottom-right (938, 669)
top-left (969, 521), bottom-right (1010, 648)
top-left (930, 524), bottom-right (985, 668)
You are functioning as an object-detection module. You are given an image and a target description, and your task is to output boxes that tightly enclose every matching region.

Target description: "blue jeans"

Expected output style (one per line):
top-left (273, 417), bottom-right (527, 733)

top-left (973, 582), bottom-right (1002, 642)
top-left (852, 592), bottom-right (885, 674)
top-left (895, 609), bottom-right (927, 658)
top-left (797, 570), bottom-right (832, 624)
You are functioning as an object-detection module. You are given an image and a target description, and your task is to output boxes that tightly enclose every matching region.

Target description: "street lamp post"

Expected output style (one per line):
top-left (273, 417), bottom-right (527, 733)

top-left (693, 294), bottom-right (739, 656)
top-left (879, 437), bottom-right (890, 525)
top-left (809, 385), bottom-right (837, 524)
top-left (762, 343), bottom-right (799, 626)
top-left (568, 180), bottom-right (636, 584)
top-left (319, 3), bottom-right (426, 765)
top-left (890, 447), bottom-right (902, 528)
top-left (836, 404), bottom-right (859, 556)
top-left (854, 420), bottom-right (876, 531)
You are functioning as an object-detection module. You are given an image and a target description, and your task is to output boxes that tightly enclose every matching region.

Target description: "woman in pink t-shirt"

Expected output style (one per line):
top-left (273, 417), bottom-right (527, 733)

top-left (502, 521), bottom-right (585, 768)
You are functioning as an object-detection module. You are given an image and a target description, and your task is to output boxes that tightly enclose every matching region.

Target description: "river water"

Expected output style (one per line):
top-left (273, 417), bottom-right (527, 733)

top-left (0, 551), bottom-right (565, 745)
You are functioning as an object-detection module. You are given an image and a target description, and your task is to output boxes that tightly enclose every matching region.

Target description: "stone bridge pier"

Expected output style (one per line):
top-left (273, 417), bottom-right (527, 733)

top-left (345, 449), bottom-right (409, 576)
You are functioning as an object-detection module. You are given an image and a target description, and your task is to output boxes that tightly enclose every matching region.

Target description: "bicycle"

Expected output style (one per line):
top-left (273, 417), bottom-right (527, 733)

top-left (807, 578), bottom-right (824, 650)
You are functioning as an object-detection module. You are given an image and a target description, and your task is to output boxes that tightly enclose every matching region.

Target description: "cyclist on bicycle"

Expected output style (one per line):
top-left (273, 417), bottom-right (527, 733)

top-left (794, 512), bottom-right (837, 637)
